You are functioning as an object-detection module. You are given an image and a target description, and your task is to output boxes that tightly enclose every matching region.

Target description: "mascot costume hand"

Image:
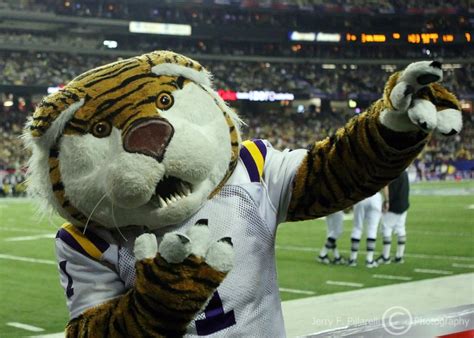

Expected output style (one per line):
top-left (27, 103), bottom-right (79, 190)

top-left (25, 52), bottom-right (462, 337)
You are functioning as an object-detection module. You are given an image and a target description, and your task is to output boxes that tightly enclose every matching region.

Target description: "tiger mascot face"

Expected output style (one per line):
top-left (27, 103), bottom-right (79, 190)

top-left (25, 51), bottom-right (241, 229)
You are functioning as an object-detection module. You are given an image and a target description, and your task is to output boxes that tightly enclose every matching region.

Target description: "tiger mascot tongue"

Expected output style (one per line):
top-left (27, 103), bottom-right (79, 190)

top-left (25, 51), bottom-right (462, 337)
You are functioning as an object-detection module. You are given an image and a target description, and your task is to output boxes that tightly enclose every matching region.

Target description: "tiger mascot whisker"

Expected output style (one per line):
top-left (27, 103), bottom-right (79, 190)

top-left (83, 192), bottom-right (108, 235)
top-left (24, 51), bottom-right (462, 337)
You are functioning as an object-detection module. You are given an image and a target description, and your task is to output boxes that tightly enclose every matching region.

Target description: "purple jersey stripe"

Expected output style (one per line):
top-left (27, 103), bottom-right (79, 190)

top-left (56, 228), bottom-right (93, 259)
top-left (240, 146), bottom-right (260, 182)
top-left (195, 311), bottom-right (236, 335)
top-left (196, 292), bottom-right (236, 335)
top-left (252, 139), bottom-right (268, 159)
top-left (204, 292), bottom-right (224, 317)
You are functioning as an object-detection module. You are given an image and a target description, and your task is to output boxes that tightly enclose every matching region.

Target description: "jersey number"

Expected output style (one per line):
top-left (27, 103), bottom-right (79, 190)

top-left (195, 291), bottom-right (236, 335)
top-left (59, 260), bottom-right (74, 298)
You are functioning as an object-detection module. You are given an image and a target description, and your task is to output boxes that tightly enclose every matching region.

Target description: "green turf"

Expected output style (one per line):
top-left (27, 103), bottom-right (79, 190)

top-left (0, 180), bottom-right (473, 336)
top-left (276, 182), bottom-right (474, 301)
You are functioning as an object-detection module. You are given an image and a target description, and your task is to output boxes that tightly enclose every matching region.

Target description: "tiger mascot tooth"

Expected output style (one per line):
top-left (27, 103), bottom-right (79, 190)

top-left (24, 51), bottom-right (462, 337)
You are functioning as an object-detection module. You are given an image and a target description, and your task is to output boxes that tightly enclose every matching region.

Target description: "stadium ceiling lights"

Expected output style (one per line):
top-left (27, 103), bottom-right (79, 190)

top-left (129, 21), bottom-right (192, 36)
top-left (103, 40), bottom-right (118, 49)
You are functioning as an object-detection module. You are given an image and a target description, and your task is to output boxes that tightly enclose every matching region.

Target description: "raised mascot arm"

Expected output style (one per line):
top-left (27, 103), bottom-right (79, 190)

top-left (287, 61), bottom-right (462, 221)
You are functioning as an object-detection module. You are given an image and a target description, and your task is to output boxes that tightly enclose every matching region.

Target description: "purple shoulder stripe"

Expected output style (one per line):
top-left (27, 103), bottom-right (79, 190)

top-left (252, 139), bottom-right (268, 158)
top-left (240, 146), bottom-right (260, 182)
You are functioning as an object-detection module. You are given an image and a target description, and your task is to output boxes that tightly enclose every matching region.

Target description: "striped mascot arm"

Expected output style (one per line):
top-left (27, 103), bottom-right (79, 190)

top-left (64, 224), bottom-right (233, 338)
top-left (287, 61), bottom-right (462, 221)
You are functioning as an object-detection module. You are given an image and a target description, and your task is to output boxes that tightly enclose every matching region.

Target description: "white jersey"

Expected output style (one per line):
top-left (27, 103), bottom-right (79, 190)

top-left (55, 139), bottom-right (307, 337)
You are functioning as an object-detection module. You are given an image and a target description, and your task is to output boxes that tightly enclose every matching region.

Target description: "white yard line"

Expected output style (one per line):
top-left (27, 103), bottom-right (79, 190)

top-left (276, 245), bottom-right (474, 262)
top-left (414, 268), bottom-right (453, 275)
top-left (467, 204), bottom-right (474, 209)
top-left (279, 287), bottom-right (316, 295)
top-left (0, 254), bottom-right (56, 265)
top-left (452, 263), bottom-right (474, 269)
top-left (7, 322), bottom-right (44, 332)
top-left (326, 280), bottom-right (364, 288)
top-left (5, 234), bottom-right (55, 241)
top-left (372, 274), bottom-right (413, 281)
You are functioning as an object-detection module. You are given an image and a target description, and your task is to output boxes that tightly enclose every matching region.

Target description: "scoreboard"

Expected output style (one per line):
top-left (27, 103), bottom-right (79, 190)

top-left (290, 31), bottom-right (472, 44)
top-left (350, 32), bottom-right (472, 44)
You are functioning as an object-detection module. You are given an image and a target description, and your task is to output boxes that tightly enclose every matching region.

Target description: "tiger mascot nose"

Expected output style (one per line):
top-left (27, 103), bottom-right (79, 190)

top-left (123, 118), bottom-right (174, 161)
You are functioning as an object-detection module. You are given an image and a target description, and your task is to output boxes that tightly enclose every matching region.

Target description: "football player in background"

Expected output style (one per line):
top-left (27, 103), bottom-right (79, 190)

top-left (348, 187), bottom-right (389, 268)
top-left (377, 170), bottom-right (410, 264)
top-left (318, 211), bottom-right (346, 265)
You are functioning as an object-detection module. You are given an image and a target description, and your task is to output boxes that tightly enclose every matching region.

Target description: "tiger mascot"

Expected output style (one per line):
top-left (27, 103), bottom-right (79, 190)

top-left (25, 51), bottom-right (462, 337)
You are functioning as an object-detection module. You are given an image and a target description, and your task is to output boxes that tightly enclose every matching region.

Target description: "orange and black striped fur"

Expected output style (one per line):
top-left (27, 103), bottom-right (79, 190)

top-left (287, 71), bottom-right (461, 221)
top-left (66, 255), bottom-right (227, 337)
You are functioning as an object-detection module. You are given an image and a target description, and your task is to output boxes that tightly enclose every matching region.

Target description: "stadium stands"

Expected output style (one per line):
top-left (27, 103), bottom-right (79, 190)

top-left (2, 0), bottom-right (471, 22)
top-left (1, 51), bottom-right (473, 98)
top-left (0, 0), bottom-right (473, 191)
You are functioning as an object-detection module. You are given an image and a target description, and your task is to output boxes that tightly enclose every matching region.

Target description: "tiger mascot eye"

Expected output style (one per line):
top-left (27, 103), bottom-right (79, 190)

top-left (24, 51), bottom-right (462, 337)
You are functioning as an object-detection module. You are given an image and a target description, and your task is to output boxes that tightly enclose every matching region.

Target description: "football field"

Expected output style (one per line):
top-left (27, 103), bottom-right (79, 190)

top-left (0, 180), bottom-right (473, 337)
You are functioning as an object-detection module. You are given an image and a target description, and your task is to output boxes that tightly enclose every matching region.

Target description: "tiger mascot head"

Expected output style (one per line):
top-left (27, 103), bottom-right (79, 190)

top-left (25, 51), bottom-right (242, 229)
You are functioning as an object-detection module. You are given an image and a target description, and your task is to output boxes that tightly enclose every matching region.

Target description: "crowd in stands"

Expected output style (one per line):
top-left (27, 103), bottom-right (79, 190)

top-left (240, 108), bottom-right (473, 155)
top-left (244, 106), bottom-right (474, 181)
top-left (0, 94), bottom-right (31, 173)
top-left (240, 108), bottom-right (349, 150)
top-left (0, 49), bottom-right (472, 193)
top-left (3, 0), bottom-right (470, 23)
top-left (0, 32), bottom-right (99, 51)
top-left (1, 51), bottom-right (473, 100)
top-left (1, 94), bottom-right (472, 183)
top-left (0, 52), bottom-right (107, 87)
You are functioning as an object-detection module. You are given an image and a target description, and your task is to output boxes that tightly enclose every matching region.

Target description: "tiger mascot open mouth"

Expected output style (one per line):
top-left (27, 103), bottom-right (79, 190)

top-left (26, 51), bottom-right (241, 229)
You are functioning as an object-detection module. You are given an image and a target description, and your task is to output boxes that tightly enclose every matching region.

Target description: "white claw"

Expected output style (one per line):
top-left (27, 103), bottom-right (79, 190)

top-left (171, 196), bottom-right (177, 202)
top-left (165, 197), bottom-right (172, 204)
top-left (134, 233), bottom-right (158, 260)
top-left (159, 232), bottom-right (191, 263)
